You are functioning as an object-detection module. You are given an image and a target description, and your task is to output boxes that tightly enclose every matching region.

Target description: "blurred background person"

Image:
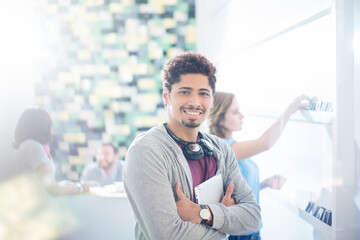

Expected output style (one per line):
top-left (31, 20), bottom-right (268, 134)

top-left (13, 106), bottom-right (91, 195)
top-left (81, 143), bottom-right (123, 186)
top-left (208, 92), bottom-right (310, 240)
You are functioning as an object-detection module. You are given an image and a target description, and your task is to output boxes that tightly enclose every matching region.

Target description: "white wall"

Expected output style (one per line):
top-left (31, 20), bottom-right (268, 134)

top-left (0, 2), bottom-right (38, 181)
top-left (197, 0), bottom-right (335, 239)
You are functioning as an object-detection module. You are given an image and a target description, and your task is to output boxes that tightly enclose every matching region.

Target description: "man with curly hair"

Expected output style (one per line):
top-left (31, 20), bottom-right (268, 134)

top-left (124, 52), bottom-right (261, 240)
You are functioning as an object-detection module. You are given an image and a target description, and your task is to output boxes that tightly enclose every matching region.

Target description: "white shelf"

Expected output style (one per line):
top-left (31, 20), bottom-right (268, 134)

top-left (298, 208), bottom-right (332, 235)
top-left (298, 110), bottom-right (333, 125)
top-left (247, 110), bottom-right (333, 125)
top-left (248, 111), bottom-right (334, 140)
top-left (262, 187), bottom-right (307, 215)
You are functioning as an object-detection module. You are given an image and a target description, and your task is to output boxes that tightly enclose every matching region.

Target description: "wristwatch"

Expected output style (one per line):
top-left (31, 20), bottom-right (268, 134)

top-left (200, 205), bottom-right (210, 224)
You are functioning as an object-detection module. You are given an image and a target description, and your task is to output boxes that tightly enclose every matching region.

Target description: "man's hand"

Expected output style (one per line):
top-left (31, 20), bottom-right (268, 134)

top-left (221, 183), bottom-right (235, 207)
top-left (175, 182), bottom-right (203, 223)
top-left (82, 180), bottom-right (100, 192)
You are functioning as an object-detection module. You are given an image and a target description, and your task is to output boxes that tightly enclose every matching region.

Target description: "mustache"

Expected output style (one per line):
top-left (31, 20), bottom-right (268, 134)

top-left (180, 106), bottom-right (205, 112)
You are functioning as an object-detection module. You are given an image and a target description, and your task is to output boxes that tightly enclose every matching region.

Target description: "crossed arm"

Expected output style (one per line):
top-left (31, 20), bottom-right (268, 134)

top-left (175, 182), bottom-right (235, 225)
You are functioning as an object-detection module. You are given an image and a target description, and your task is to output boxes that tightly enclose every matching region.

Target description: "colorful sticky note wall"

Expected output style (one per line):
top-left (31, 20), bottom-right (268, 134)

top-left (34, 0), bottom-right (196, 181)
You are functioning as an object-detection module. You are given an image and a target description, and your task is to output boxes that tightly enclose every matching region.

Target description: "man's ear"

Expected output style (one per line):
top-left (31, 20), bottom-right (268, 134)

top-left (163, 87), bottom-right (169, 105)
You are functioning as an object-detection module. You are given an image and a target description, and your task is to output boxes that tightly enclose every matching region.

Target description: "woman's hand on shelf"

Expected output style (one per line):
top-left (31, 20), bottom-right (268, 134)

top-left (261, 175), bottom-right (287, 190)
top-left (286, 94), bottom-right (312, 116)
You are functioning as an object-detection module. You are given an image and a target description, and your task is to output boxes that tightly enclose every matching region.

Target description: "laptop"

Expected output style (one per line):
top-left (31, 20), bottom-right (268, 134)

top-left (194, 174), bottom-right (224, 204)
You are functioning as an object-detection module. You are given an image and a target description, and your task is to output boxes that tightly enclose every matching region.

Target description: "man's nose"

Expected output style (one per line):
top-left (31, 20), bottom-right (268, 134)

top-left (188, 94), bottom-right (201, 107)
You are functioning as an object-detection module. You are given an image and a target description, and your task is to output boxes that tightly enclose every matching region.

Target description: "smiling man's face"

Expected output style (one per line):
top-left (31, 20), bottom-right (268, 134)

top-left (163, 73), bottom-right (214, 137)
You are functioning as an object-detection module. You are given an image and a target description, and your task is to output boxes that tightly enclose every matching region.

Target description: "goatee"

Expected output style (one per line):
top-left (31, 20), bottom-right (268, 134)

top-left (182, 120), bottom-right (200, 128)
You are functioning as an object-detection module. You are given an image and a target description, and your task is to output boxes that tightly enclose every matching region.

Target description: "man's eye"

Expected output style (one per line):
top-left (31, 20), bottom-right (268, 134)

top-left (200, 92), bottom-right (210, 96)
top-left (179, 91), bottom-right (189, 95)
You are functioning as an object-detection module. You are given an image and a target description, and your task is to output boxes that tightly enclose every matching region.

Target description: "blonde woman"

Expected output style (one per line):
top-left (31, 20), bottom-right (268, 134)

top-left (208, 92), bottom-right (309, 240)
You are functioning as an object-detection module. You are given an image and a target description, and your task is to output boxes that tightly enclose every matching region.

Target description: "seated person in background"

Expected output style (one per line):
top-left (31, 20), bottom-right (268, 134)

top-left (81, 143), bottom-right (123, 186)
top-left (208, 92), bottom-right (310, 240)
top-left (13, 106), bottom-right (91, 195)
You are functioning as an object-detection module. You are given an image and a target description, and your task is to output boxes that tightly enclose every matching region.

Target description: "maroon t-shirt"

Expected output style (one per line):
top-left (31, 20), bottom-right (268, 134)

top-left (176, 136), bottom-right (217, 202)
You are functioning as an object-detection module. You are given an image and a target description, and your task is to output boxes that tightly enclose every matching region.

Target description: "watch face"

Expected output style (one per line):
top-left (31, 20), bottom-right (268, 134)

top-left (200, 208), bottom-right (210, 220)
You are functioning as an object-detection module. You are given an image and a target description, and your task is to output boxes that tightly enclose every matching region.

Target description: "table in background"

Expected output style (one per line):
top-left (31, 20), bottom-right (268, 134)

top-left (56, 193), bottom-right (135, 240)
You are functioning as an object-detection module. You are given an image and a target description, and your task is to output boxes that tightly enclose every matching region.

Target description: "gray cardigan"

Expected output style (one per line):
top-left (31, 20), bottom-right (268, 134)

top-left (124, 124), bottom-right (261, 240)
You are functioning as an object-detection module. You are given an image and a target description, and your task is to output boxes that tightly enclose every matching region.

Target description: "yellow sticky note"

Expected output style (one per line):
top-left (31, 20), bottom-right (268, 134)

top-left (163, 18), bottom-right (177, 29)
top-left (109, 3), bottom-right (123, 13)
top-left (63, 133), bottom-right (86, 143)
top-left (148, 48), bottom-right (163, 59)
top-left (68, 156), bottom-right (83, 165)
top-left (138, 78), bottom-right (156, 90)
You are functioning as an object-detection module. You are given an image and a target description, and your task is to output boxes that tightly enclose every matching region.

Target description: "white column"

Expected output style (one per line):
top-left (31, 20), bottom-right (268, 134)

top-left (333, 0), bottom-right (359, 239)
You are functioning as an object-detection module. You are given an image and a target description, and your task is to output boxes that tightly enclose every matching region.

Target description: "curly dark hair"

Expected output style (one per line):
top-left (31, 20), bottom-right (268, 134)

top-left (13, 106), bottom-right (52, 148)
top-left (162, 51), bottom-right (217, 93)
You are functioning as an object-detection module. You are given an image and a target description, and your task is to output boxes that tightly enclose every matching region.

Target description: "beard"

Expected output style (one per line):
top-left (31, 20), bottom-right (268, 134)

top-left (179, 106), bottom-right (204, 128)
top-left (98, 160), bottom-right (115, 170)
top-left (182, 119), bottom-right (201, 128)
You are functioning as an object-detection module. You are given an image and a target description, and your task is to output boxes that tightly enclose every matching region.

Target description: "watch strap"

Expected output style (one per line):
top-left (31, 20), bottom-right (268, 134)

top-left (200, 205), bottom-right (208, 224)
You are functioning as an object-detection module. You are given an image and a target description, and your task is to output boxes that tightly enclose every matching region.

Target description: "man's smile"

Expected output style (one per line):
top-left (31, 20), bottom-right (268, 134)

top-left (182, 107), bottom-right (204, 119)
